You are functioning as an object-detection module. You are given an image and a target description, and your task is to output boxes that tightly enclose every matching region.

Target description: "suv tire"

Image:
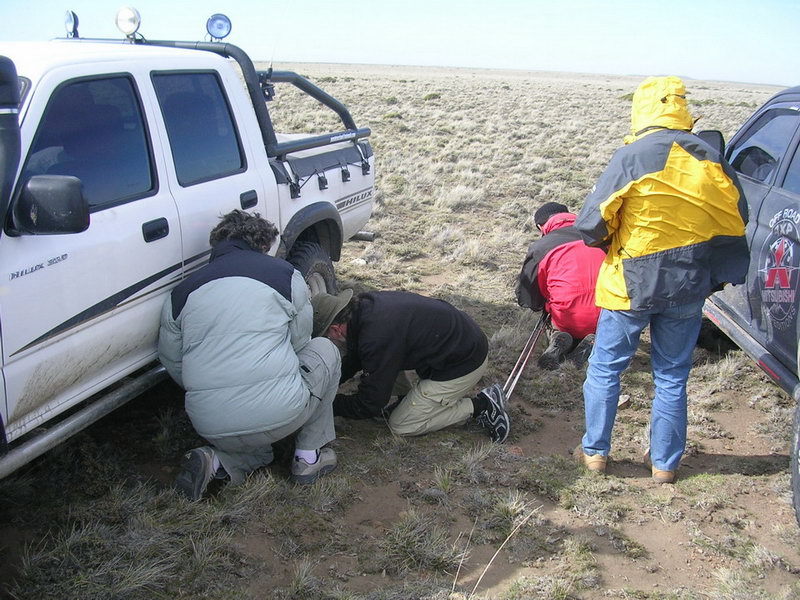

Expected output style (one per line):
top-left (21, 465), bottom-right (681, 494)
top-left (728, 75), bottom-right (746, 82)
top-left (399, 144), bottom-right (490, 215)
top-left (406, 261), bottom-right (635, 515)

top-left (288, 241), bottom-right (338, 296)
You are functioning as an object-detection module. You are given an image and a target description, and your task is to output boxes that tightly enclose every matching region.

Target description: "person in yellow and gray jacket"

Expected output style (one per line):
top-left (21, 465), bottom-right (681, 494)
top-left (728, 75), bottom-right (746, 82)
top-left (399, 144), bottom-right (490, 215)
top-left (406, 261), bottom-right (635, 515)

top-left (573, 76), bottom-right (749, 483)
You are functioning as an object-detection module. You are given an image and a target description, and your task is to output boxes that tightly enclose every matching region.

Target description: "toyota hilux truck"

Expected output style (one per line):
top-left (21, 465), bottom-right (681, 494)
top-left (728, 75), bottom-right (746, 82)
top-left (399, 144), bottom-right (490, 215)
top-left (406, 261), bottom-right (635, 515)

top-left (700, 85), bottom-right (800, 523)
top-left (0, 11), bottom-right (374, 477)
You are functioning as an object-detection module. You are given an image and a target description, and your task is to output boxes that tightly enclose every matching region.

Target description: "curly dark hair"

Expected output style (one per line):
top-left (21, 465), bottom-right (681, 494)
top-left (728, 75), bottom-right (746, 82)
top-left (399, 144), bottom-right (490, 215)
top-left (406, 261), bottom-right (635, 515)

top-left (209, 210), bottom-right (279, 253)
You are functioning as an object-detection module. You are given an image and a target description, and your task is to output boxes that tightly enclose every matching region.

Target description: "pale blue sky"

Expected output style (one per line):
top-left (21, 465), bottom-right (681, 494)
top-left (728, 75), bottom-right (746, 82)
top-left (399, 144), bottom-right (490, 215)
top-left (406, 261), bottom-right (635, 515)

top-left (3, 0), bottom-right (797, 86)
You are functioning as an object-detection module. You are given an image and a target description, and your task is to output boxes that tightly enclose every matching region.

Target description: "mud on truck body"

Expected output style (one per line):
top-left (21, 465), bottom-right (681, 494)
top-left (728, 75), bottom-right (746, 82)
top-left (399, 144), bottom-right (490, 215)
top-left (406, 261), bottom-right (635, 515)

top-left (0, 11), bottom-right (374, 478)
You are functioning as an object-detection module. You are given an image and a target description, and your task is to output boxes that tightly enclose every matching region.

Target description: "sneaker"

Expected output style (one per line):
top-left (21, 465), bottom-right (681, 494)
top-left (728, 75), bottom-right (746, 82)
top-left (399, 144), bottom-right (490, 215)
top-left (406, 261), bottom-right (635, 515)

top-left (572, 444), bottom-right (607, 473)
top-left (475, 383), bottom-right (510, 443)
top-left (175, 446), bottom-right (217, 501)
top-left (291, 447), bottom-right (338, 484)
top-left (537, 331), bottom-right (573, 370)
top-left (567, 334), bottom-right (595, 368)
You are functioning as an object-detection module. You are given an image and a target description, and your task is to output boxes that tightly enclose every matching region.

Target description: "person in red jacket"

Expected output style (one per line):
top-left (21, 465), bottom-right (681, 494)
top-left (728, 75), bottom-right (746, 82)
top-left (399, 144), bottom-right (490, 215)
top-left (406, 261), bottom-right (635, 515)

top-left (515, 202), bottom-right (606, 369)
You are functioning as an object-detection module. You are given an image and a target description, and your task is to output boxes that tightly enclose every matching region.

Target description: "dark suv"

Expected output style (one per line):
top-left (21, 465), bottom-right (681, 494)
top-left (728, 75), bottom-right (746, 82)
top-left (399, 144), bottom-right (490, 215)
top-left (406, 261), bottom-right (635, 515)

top-left (701, 85), bottom-right (800, 522)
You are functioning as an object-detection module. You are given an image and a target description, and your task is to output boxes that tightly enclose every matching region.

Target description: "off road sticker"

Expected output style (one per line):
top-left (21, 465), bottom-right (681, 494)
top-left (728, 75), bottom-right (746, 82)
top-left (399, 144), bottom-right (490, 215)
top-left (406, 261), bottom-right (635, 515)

top-left (759, 208), bottom-right (800, 330)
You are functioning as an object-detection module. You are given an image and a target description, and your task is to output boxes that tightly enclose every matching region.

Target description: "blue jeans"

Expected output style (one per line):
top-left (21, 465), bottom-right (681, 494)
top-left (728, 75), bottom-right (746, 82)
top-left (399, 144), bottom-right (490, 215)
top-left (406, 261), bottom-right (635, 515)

top-left (581, 301), bottom-right (703, 471)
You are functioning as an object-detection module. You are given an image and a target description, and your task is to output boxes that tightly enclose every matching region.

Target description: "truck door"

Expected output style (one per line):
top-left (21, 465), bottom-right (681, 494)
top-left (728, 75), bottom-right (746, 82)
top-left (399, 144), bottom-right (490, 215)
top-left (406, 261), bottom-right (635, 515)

top-left (0, 73), bottom-right (182, 442)
top-left (722, 104), bottom-right (800, 371)
top-left (150, 69), bottom-right (276, 271)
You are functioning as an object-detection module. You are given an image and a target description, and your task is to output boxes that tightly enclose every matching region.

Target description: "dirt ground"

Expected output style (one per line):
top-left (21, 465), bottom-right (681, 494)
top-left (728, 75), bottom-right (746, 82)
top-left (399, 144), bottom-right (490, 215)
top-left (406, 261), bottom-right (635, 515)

top-left (3, 335), bottom-right (797, 599)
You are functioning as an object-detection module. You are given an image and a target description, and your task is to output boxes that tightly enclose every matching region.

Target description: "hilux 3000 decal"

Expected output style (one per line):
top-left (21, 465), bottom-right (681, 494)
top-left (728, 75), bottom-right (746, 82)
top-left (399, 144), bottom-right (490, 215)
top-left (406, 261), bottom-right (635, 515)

top-left (759, 207), bottom-right (800, 330)
top-left (9, 254), bottom-right (69, 280)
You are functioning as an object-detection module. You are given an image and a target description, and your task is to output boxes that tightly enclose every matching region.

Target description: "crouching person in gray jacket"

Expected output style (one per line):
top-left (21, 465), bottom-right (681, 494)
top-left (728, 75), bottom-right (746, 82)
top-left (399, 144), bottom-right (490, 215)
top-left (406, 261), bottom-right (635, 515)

top-left (158, 210), bottom-right (341, 501)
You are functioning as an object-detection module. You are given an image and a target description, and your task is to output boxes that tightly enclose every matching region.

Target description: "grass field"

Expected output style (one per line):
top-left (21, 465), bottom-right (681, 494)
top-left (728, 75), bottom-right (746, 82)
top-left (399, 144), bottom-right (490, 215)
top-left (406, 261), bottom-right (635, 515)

top-left (1, 63), bottom-right (798, 600)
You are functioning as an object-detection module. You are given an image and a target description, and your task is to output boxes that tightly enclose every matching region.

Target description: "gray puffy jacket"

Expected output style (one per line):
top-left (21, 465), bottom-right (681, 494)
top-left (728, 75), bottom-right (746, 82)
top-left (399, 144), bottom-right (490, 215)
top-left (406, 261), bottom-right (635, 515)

top-left (158, 239), bottom-right (313, 439)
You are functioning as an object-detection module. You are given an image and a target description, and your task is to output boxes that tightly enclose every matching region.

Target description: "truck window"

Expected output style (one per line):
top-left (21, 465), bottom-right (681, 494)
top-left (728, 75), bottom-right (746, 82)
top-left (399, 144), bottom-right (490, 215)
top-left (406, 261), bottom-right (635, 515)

top-left (728, 108), bottom-right (800, 184)
top-left (783, 145), bottom-right (800, 196)
top-left (20, 77), bottom-right (154, 210)
top-left (152, 72), bottom-right (245, 186)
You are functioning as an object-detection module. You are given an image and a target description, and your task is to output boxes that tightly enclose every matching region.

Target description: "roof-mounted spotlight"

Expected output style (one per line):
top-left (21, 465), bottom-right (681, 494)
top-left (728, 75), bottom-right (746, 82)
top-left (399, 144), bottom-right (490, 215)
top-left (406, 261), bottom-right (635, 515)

top-left (206, 13), bottom-right (232, 41)
top-left (65, 10), bottom-right (80, 38)
top-left (116, 6), bottom-right (141, 40)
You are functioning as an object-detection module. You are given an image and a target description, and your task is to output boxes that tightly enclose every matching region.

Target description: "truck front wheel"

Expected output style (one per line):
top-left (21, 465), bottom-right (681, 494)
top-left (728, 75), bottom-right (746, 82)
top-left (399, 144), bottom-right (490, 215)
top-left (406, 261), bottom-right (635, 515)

top-left (287, 241), bottom-right (338, 296)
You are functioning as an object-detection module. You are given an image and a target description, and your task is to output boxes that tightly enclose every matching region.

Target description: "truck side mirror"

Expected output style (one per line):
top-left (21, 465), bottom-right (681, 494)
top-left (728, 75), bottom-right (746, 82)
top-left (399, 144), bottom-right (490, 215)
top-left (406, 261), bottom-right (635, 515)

top-left (696, 130), bottom-right (725, 155)
top-left (11, 174), bottom-right (90, 235)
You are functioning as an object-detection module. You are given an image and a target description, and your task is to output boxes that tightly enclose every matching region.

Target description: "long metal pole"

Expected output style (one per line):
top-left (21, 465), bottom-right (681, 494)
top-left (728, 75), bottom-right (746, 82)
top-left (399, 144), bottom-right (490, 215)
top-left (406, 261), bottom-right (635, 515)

top-left (504, 313), bottom-right (548, 400)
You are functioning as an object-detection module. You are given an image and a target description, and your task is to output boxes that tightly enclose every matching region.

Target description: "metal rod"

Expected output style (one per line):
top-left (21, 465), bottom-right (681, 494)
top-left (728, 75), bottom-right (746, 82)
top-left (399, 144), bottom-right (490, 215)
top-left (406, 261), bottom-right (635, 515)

top-left (266, 70), bottom-right (358, 130)
top-left (272, 128), bottom-right (371, 157)
top-left (0, 365), bottom-right (167, 480)
top-left (503, 325), bottom-right (539, 392)
top-left (503, 314), bottom-right (548, 401)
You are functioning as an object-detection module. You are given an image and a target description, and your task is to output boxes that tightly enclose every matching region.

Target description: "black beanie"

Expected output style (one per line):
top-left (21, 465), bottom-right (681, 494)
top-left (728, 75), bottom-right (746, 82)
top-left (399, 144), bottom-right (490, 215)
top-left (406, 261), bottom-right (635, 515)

top-left (534, 202), bottom-right (569, 227)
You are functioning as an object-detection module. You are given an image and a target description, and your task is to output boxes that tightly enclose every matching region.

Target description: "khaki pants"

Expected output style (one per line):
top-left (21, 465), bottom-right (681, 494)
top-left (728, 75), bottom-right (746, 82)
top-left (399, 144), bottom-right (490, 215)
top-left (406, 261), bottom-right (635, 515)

top-left (388, 357), bottom-right (488, 436)
top-left (208, 337), bottom-right (341, 484)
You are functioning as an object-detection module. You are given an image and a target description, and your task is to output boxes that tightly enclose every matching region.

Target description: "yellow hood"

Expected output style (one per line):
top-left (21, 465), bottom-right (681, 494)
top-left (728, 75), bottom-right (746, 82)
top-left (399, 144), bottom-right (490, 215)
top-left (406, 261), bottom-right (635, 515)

top-left (625, 76), bottom-right (694, 144)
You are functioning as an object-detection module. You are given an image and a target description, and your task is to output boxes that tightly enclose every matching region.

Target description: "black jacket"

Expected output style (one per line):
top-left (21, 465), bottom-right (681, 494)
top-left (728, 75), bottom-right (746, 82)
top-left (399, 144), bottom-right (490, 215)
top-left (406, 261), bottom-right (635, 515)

top-left (334, 291), bottom-right (488, 419)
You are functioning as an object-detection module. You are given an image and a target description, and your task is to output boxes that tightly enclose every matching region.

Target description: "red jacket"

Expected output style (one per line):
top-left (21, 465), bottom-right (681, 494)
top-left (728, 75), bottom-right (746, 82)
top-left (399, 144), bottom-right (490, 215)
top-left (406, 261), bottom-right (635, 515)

top-left (515, 213), bottom-right (605, 339)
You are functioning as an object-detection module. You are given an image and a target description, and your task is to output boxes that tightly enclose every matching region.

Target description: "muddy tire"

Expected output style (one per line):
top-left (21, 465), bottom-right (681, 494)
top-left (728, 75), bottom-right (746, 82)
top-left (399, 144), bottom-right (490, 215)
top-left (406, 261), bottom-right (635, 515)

top-left (287, 241), bottom-right (338, 296)
top-left (793, 401), bottom-right (800, 527)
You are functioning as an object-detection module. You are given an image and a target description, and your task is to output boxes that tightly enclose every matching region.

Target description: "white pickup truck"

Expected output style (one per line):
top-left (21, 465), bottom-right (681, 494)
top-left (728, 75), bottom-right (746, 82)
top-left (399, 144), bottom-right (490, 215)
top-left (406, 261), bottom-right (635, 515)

top-left (0, 11), bottom-right (374, 476)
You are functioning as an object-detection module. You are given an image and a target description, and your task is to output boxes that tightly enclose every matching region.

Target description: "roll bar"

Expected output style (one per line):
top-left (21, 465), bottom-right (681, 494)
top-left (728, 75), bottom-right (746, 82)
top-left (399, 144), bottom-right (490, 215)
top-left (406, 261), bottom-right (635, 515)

top-left (140, 40), bottom-right (370, 158)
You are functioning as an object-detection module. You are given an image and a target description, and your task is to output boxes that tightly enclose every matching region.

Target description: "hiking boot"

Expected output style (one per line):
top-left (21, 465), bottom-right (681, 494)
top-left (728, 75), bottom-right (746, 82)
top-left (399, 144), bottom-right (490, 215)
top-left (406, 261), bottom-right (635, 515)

top-left (175, 446), bottom-right (217, 501)
top-left (537, 331), bottom-right (573, 370)
top-left (475, 383), bottom-right (510, 443)
top-left (644, 450), bottom-right (676, 484)
top-left (291, 447), bottom-right (338, 484)
top-left (572, 444), bottom-right (607, 473)
top-left (652, 467), bottom-right (676, 484)
top-left (568, 334), bottom-right (595, 368)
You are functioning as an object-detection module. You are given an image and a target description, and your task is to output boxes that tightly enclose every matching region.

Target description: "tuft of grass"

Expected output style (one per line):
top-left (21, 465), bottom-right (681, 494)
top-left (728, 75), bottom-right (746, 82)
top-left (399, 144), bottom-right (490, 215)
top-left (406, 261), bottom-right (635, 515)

top-left (456, 442), bottom-right (496, 483)
top-left (710, 566), bottom-right (789, 600)
top-left (484, 490), bottom-right (535, 540)
top-left (608, 528), bottom-right (648, 559)
top-left (152, 407), bottom-right (178, 457)
top-left (501, 536), bottom-right (599, 599)
top-left (7, 484), bottom-right (253, 600)
top-left (277, 557), bottom-right (322, 599)
top-left (559, 474), bottom-right (631, 527)
top-left (434, 185), bottom-right (485, 211)
top-left (676, 473), bottom-right (732, 512)
top-left (378, 508), bottom-right (462, 575)
top-left (519, 454), bottom-right (581, 501)
top-left (432, 465), bottom-right (453, 494)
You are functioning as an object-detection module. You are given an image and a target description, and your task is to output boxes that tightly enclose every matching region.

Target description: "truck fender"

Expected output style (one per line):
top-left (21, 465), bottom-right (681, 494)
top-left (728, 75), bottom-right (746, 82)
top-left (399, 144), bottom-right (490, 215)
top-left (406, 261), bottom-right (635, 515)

top-left (278, 202), bottom-right (343, 262)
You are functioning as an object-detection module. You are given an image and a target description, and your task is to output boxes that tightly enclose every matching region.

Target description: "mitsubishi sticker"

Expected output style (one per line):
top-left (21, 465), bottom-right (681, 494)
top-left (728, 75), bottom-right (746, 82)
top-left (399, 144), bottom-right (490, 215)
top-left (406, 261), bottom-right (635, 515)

top-left (759, 207), bottom-right (800, 330)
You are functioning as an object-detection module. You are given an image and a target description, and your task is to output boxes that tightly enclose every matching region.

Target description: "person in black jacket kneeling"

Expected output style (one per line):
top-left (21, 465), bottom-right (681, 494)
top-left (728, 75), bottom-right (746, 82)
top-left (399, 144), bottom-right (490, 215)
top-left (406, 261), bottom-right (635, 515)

top-left (312, 290), bottom-right (510, 442)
